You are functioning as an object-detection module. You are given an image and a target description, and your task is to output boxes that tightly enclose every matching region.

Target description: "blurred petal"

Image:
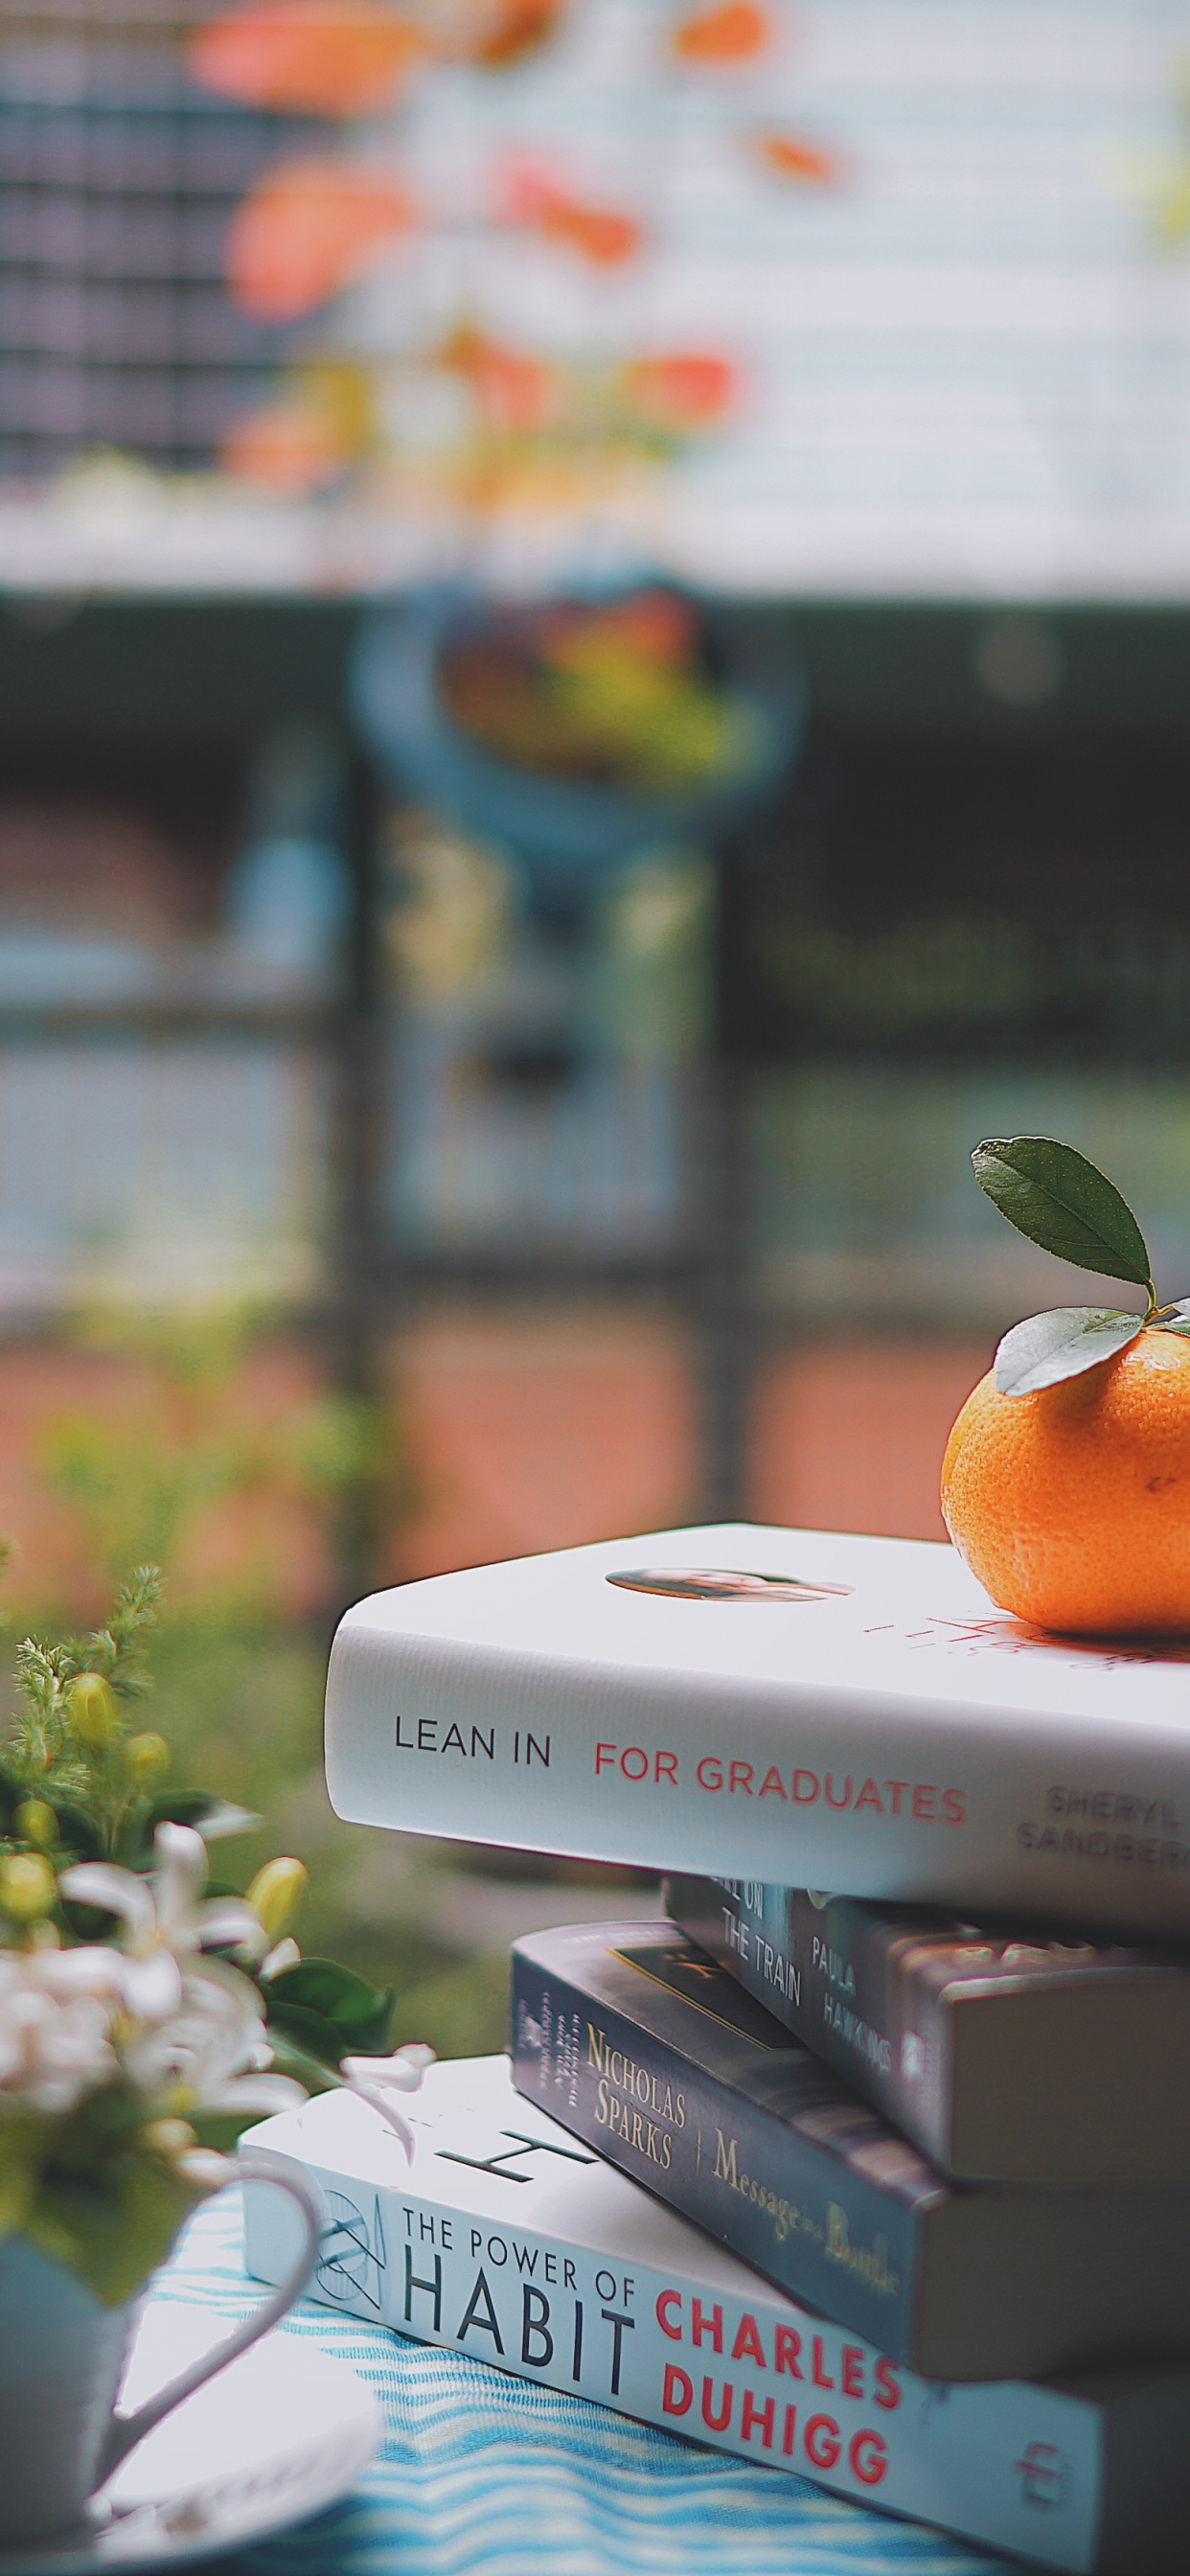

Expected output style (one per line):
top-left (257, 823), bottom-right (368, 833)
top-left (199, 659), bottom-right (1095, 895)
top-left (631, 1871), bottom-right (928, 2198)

top-left (341, 2043), bottom-right (433, 2090)
top-left (152, 1823), bottom-right (208, 1924)
top-left (754, 131), bottom-right (841, 184)
top-left (202, 2074), bottom-right (307, 2113)
top-left (260, 1937), bottom-right (302, 1981)
top-left (58, 1863), bottom-right (154, 1937)
top-left (439, 326), bottom-right (558, 432)
top-left (458, 0), bottom-right (562, 66)
top-left (177, 2149), bottom-right (233, 2189)
top-left (190, 0), bottom-right (423, 114)
top-left (672, 2), bottom-right (769, 62)
top-left (344, 2082), bottom-right (416, 2156)
top-left (229, 159), bottom-right (415, 320)
top-left (118, 1950), bottom-right (184, 2022)
top-left (37, 1945), bottom-right (127, 1997)
top-left (197, 1899), bottom-right (269, 1959)
top-left (499, 161), bottom-right (641, 264)
top-left (185, 1953), bottom-right (268, 2019)
top-left (622, 351), bottom-right (737, 428)
top-left (548, 204), bottom-right (640, 265)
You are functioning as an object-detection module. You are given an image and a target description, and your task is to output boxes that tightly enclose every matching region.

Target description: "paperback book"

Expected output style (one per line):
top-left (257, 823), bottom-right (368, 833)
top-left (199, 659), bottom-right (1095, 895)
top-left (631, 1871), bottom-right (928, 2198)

top-left (510, 1920), bottom-right (1190, 2382)
top-left (240, 2054), bottom-right (1190, 2576)
top-left (663, 1874), bottom-right (1190, 2183)
top-left (325, 1522), bottom-right (1190, 1940)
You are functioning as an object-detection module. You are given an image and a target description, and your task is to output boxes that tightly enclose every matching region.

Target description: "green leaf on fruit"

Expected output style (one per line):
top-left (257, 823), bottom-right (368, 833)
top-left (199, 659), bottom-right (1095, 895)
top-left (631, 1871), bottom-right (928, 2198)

top-left (994, 1307), bottom-right (1144, 1397)
top-left (973, 1138), bottom-right (1154, 1291)
top-left (1157, 1300), bottom-right (1190, 1338)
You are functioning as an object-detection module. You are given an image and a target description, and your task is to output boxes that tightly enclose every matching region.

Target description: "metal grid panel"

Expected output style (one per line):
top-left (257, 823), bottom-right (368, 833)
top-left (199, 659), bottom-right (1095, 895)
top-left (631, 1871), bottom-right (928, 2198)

top-left (0, 0), bottom-right (313, 471)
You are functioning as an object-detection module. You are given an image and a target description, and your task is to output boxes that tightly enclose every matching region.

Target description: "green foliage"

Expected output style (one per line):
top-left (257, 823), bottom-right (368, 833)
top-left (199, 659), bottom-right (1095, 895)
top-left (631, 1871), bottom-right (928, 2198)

top-left (0, 2085), bottom-right (206, 2309)
top-left (0, 1570), bottom-right (394, 2092)
top-left (972, 1134), bottom-right (1190, 1394)
top-left (5, 1569), bottom-right (170, 1863)
top-left (263, 1957), bottom-right (395, 2068)
top-left (973, 1137), bottom-right (1154, 1295)
top-left (37, 1300), bottom-right (394, 1599)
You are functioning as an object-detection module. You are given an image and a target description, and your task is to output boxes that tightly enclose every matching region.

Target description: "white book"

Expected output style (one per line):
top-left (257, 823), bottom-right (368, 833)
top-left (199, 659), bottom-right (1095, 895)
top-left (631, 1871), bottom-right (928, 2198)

top-left (241, 2055), bottom-right (1190, 2575)
top-left (325, 1522), bottom-right (1190, 1940)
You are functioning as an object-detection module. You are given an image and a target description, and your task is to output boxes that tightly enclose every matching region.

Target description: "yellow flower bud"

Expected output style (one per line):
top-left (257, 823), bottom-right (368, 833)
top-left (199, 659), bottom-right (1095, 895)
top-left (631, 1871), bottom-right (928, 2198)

top-left (68, 1673), bottom-right (119, 1750)
top-left (126, 1732), bottom-right (170, 1783)
top-left (245, 1856), bottom-right (308, 1944)
top-left (0, 1852), bottom-right (57, 1922)
top-left (12, 1800), bottom-right (57, 1852)
top-left (141, 2118), bottom-right (197, 2158)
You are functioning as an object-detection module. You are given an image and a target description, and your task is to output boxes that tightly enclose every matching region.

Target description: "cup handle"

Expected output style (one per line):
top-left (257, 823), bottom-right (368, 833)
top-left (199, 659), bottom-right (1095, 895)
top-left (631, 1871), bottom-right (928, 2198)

top-left (97, 2155), bottom-right (321, 2485)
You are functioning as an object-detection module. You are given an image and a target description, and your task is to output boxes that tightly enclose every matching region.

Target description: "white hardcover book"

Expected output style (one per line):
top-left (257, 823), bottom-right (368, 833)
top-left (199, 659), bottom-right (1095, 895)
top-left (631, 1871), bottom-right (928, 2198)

top-left (325, 1522), bottom-right (1190, 1939)
top-left (241, 2055), bottom-right (1190, 2575)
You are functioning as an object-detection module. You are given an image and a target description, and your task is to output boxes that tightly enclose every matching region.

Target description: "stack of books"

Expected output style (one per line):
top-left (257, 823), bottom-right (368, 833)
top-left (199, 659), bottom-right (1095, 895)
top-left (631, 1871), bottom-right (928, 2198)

top-left (243, 1523), bottom-right (1190, 2573)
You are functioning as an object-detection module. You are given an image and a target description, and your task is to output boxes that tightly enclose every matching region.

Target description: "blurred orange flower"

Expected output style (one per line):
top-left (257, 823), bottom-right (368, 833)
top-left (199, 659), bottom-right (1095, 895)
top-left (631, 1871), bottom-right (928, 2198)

top-left (622, 351), bottom-right (737, 429)
top-left (501, 162), bottom-right (642, 265)
top-left (439, 325), bottom-right (560, 433)
top-left (671, 2), bottom-right (770, 63)
top-left (458, 0), bottom-right (565, 65)
top-left (228, 159), bottom-right (415, 318)
top-left (755, 130), bottom-right (840, 182)
top-left (189, 1), bottom-right (424, 113)
top-left (221, 399), bottom-right (351, 491)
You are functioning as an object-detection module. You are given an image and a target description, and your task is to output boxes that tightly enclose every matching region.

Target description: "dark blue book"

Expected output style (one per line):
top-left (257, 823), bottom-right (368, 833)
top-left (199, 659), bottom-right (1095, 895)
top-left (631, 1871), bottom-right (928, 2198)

top-left (511, 1920), bottom-right (1190, 2382)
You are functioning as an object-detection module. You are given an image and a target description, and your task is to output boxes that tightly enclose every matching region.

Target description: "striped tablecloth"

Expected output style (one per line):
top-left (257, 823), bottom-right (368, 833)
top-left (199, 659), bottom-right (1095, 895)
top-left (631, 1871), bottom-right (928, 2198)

top-left (152, 2193), bottom-right (1000, 2576)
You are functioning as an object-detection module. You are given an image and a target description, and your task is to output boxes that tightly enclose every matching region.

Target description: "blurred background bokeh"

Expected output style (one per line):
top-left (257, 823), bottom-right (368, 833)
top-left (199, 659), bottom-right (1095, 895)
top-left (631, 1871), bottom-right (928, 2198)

top-left (4, 0), bottom-right (1190, 2053)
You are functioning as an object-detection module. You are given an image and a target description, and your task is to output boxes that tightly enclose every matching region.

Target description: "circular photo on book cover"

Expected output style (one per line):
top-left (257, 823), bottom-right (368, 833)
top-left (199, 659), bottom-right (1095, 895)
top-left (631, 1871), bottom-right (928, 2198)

top-left (605, 1567), bottom-right (852, 1601)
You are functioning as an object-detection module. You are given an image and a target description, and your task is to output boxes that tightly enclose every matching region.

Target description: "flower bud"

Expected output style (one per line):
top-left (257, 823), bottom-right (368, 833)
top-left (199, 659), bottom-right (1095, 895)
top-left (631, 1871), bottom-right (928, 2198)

top-left (141, 2118), bottom-right (197, 2158)
top-left (126, 1732), bottom-right (170, 1783)
top-left (0, 1852), bottom-right (57, 1921)
top-left (245, 1856), bottom-right (308, 1944)
top-left (68, 1672), bottom-right (119, 1749)
top-left (12, 1800), bottom-right (57, 1851)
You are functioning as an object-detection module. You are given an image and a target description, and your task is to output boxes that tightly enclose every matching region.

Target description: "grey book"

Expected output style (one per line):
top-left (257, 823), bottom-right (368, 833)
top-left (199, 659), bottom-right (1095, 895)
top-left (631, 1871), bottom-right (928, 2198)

top-left (664, 1875), bottom-right (1190, 2184)
top-left (513, 1920), bottom-right (1190, 2383)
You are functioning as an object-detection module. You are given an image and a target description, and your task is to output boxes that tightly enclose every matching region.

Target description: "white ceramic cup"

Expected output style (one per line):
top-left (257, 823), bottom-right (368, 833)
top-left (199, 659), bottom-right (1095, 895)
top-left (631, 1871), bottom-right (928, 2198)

top-left (0, 2154), bottom-right (320, 2549)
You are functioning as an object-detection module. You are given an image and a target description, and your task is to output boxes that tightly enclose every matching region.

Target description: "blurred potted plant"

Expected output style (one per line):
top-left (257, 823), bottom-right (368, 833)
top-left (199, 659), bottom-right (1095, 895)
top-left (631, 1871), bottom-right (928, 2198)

top-left (0, 1813), bottom-right (322, 2547)
top-left (354, 581), bottom-right (803, 925)
top-left (0, 1565), bottom-right (410, 2099)
top-left (0, 1553), bottom-right (433, 2549)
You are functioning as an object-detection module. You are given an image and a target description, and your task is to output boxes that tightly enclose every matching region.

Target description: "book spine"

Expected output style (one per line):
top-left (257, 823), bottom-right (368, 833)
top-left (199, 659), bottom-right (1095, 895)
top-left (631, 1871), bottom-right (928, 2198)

top-left (325, 1616), bottom-right (1190, 1941)
top-left (241, 2138), bottom-right (1104, 2575)
top-left (509, 1941), bottom-right (925, 2365)
top-left (664, 1876), bottom-right (949, 2167)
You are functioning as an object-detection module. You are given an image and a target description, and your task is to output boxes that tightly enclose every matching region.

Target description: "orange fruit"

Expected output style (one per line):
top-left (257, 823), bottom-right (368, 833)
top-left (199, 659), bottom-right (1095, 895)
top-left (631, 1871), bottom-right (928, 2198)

top-left (941, 1327), bottom-right (1190, 1635)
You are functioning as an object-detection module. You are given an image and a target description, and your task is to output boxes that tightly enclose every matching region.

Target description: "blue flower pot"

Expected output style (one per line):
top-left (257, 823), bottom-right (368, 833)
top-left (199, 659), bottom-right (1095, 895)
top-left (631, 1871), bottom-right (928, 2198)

top-left (352, 585), bottom-right (805, 927)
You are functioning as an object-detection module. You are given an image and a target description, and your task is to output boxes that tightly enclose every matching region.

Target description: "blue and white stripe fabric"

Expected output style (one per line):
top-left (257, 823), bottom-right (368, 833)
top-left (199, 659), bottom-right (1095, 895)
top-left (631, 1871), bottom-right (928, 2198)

top-left (151, 2194), bottom-right (999, 2576)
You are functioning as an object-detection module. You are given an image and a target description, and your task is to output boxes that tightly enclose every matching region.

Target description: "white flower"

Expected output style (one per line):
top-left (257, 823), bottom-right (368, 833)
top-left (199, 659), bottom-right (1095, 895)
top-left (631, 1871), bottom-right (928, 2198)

top-left (339, 2043), bottom-right (435, 2157)
top-left (259, 1937), bottom-right (301, 1982)
top-left (54, 1824), bottom-right (303, 2131)
top-left (61, 1823), bottom-right (268, 2022)
top-left (0, 1944), bottom-right (126, 2114)
top-left (124, 1953), bottom-right (302, 2123)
